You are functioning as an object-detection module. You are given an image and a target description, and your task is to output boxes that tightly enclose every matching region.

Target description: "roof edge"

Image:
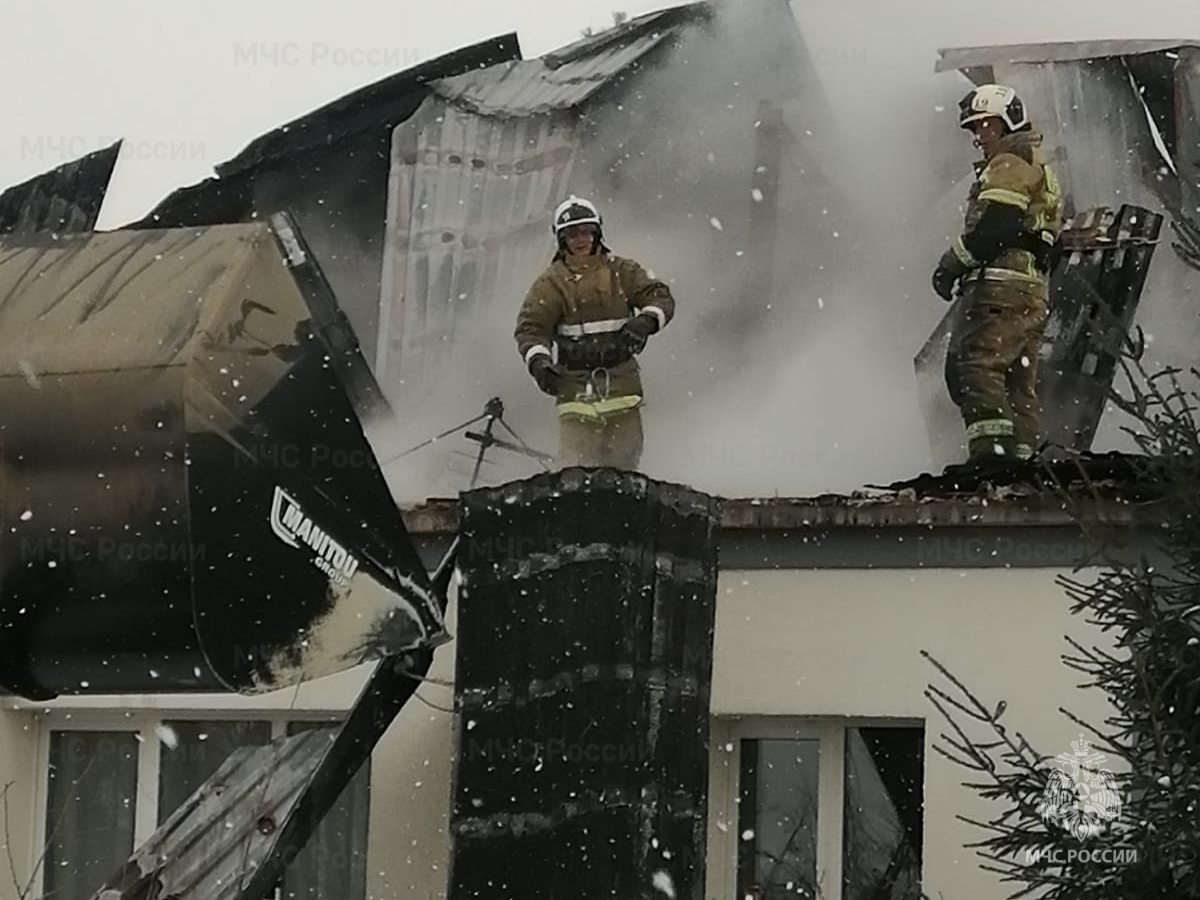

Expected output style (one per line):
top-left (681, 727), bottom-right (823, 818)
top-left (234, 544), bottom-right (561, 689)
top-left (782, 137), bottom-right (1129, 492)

top-left (401, 493), bottom-right (1161, 534)
top-left (934, 37), bottom-right (1200, 73)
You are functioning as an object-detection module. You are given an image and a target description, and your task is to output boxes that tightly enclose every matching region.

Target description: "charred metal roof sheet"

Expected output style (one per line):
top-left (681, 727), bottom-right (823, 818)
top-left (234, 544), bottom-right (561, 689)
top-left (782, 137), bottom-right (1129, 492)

top-left (0, 140), bottom-right (120, 234)
top-left (429, 3), bottom-right (713, 116)
top-left (216, 35), bottom-right (521, 175)
top-left (935, 39), bottom-right (1200, 73)
top-left (131, 35), bottom-right (520, 228)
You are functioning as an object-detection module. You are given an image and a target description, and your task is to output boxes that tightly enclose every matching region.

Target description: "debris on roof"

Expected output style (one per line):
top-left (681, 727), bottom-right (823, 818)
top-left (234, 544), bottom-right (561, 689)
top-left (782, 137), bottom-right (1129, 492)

top-left (429, 4), bottom-right (711, 116)
top-left (870, 451), bottom-right (1160, 501)
top-left (399, 453), bottom-right (1167, 535)
top-left (0, 140), bottom-right (120, 234)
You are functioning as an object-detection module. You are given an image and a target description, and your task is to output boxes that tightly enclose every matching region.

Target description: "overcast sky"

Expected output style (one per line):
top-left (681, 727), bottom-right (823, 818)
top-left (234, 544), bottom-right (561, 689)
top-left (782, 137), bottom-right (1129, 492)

top-left (2, 0), bottom-right (1199, 228)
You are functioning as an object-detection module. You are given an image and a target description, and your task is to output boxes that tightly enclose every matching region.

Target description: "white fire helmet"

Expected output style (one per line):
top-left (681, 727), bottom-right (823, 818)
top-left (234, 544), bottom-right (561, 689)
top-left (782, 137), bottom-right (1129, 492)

top-left (552, 195), bottom-right (603, 238)
top-left (958, 84), bottom-right (1029, 133)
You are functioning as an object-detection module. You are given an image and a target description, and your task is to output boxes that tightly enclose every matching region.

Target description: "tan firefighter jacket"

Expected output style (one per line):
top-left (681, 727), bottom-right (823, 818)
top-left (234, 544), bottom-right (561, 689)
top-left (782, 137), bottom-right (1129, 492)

top-left (514, 249), bottom-right (675, 420)
top-left (944, 128), bottom-right (1064, 287)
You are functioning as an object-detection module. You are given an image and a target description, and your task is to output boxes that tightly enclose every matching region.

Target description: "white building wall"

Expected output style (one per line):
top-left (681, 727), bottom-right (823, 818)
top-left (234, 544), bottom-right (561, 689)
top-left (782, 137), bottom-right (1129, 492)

top-left (0, 707), bottom-right (38, 900)
top-left (705, 567), bottom-right (1115, 900)
top-left (1, 565), bottom-right (1115, 900)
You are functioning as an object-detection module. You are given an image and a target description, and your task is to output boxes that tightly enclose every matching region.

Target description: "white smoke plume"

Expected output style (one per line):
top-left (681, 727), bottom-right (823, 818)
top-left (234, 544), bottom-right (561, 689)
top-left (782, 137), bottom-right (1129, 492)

top-left (375, 0), bottom-right (1200, 504)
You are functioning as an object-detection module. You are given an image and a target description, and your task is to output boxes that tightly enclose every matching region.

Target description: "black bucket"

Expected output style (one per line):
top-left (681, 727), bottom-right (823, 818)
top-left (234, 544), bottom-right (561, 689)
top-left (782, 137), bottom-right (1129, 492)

top-left (0, 215), bottom-right (446, 700)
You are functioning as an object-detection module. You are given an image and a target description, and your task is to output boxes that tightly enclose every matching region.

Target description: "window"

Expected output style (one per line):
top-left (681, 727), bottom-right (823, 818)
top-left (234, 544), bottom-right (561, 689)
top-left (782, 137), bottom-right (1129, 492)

top-left (157, 719), bottom-right (273, 823)
top-left (710, 719), bottom-right (924, 900)
top-left (282, 722), bottom-right (371, 900)
top-left (39, 716), bottom-right (370, 900)
top-left (43, 732), bottom-right (139, 900)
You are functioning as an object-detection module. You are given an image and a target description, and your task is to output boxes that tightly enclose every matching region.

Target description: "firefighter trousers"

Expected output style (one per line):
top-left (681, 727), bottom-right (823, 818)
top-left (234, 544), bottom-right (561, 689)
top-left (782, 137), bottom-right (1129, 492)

top-left (557, 406), bottom-right (644, 471)
top-left (944, 278), bottom-right (1049, 460)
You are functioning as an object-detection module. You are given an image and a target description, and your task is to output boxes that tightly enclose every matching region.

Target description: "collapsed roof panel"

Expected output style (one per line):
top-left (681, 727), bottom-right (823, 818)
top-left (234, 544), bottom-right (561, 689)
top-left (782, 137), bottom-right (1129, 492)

top-left (0, 140), bottom-right (120, 234)
top-left (0, 218), bottom-right (444, 700)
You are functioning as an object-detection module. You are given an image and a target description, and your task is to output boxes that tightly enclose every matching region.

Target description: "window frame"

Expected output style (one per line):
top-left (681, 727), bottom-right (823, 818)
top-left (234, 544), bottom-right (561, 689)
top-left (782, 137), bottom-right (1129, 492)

top-left (31, 709), bottom-right (352, 900)
top-left (707, 715), bottom-right (924, 900)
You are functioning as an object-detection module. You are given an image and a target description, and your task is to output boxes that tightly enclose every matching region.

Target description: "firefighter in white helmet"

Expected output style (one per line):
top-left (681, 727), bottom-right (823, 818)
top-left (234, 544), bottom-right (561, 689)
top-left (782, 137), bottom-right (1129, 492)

top-left (514, 195), bottom-right (675, 470)
top-left (931, 83), bottom-right (1064, 464)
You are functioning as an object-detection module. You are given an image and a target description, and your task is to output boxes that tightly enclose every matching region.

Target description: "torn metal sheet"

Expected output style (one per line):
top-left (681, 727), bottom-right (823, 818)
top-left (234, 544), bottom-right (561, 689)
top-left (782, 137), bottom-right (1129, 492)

top-left (450, 468), bottom-right (719, 900)
top-left (90, 729), bottom-right (333, 900)
top-left (0, 217), bottom-right (445, 700)
top-left (0, 140), bottom-right (120, 234)
top-left (88, 647), bottom-right (434, 900)
top-left (915, 205), bottom-right (1163, 468)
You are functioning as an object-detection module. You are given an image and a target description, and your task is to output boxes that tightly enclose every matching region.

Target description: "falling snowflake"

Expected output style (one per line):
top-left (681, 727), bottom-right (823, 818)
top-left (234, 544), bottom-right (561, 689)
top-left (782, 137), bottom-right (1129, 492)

top-left (155, 723), bottom-right (179, 750)
top-left (652, 870), bottom-right (676, 898)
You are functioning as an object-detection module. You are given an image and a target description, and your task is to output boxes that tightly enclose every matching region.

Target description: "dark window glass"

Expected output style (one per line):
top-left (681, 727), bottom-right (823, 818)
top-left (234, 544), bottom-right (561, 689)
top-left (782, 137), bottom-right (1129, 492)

top-left (842, 727), bottom-right (924, 900)
top-left (281, 721), bottom-right (371, 900)
top-left (737, 738), bottom-right (820, 900)
top-left (44, 731), bottom-right (138, 900)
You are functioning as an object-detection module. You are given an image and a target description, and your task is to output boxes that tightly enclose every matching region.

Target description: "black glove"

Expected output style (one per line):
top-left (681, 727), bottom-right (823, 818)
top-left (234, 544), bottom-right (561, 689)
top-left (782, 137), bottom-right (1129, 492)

top-left (528, 355), bottom-right (563, 396)
top-left (618, 314), bottom-right (659, 356)
top-left (931, 264), bottom-right (959, 302)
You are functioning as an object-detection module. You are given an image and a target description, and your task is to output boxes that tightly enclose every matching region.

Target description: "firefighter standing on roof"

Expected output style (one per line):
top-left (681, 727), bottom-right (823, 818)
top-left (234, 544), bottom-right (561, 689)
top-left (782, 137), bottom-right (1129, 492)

top-left (514, 196), bottom-right (675, 470)
top-left (932, 84), bottom-right (1064, 464)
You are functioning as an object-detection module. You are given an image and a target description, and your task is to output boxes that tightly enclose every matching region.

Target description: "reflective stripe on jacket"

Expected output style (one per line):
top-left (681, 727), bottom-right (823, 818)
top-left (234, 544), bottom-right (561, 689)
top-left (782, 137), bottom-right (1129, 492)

top-left (514, 249), bottom-right (674, 414)
top-left (949, 128), bottom-right (1064, 283)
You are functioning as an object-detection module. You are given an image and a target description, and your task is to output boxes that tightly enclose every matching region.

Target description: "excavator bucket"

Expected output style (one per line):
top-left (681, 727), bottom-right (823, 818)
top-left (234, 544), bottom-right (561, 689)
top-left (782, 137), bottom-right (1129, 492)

top-left (0, 214), bottom-right (446, 701)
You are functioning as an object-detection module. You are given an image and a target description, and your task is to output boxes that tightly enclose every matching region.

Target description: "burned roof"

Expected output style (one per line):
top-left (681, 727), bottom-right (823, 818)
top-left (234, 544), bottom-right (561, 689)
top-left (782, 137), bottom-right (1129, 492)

top-left (400, 453), bottom-right (1165, 536)
top-left (129, 34), bottom-right (521, 228)
top-left (935, 38), bottom-right (1200, 73)
top-left (216, 34), bottom-right (522, 175)
top-left (428, 2), bottom-right (713, 116)
top-left (0, 140), bottom-right (120, 234)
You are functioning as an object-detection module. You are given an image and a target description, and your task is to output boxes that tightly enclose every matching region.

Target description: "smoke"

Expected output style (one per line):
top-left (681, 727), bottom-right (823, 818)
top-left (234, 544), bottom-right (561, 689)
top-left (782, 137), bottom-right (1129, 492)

top-left (375, 0), bottom-right (1200, 504)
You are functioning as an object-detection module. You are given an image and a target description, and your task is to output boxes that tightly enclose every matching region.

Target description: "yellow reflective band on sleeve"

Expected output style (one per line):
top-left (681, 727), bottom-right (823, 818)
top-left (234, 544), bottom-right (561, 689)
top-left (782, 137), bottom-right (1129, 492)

top-left (952, 237), bottom-right (978, 267)
top-left (977, 188), bottom-right (1030, 210)
top-left (557, 394), bottom-right (643, 420)
top-left (965, 418), bottom-right (1014, 440)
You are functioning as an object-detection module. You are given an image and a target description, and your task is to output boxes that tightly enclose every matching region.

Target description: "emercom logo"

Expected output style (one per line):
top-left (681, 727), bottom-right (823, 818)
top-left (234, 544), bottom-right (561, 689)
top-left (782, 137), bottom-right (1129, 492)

top-left (1037, 735), bottom-right (1122, 841)
top-left (269, 485), bottom-right (360, 586)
